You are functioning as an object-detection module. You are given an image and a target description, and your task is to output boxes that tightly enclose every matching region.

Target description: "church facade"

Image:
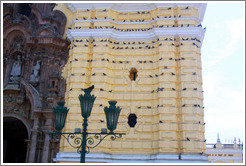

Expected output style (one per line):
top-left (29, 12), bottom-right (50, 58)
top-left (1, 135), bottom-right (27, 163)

top-left (206, 135), bottom-right (243, 163)
top-left (53, 3), bottom-right (208, 163)
top-left (3, 3), bottom-right (69, 163)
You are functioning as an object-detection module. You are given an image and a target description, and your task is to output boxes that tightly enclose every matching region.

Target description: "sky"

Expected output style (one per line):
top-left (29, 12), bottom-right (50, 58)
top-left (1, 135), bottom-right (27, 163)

top-left (201, 2), bottom-right (245, 144)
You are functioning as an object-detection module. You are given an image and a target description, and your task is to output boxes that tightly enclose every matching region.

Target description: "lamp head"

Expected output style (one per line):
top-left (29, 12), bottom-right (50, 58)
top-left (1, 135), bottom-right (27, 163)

top-left (52, 101), bottom-right (69, 132)
top-left (79, 85), bottom-right (96, 118)
top-left (104, 101), bottom-right (122, 133)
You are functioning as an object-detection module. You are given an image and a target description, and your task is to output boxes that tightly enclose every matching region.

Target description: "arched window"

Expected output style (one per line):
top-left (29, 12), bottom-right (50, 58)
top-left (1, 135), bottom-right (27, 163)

top-left (129, 68), bottom-right (138, 81)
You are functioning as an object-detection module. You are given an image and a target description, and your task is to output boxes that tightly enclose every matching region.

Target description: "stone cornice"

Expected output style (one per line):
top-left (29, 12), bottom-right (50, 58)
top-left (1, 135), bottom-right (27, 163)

top-left (206, 149), bottom-right (243, 154)
top-left (54, 152), bottom-right (209, 163)
top-left (155, 3), bottom-right (207, 22)
top-left (66, 27), bottom-right (205, 45)
top-left (65, 3), bottom-right (206, 22)
top-left (71, 16), bottom-right (201, 25)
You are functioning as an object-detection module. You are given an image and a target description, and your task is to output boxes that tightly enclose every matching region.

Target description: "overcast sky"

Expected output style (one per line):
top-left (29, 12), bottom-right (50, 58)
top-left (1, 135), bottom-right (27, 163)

top-left (201, 2), bottom-right (245, 144)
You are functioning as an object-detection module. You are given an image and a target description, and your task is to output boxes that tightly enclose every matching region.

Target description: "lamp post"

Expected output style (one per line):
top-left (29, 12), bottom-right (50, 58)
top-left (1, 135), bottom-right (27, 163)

top-left (49, 85), bottom-right (125, 163)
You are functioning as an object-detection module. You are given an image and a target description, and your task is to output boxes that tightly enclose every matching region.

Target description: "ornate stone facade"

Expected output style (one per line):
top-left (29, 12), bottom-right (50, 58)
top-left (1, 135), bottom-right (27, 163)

top-left (3, 3), bottom-right (69, 163)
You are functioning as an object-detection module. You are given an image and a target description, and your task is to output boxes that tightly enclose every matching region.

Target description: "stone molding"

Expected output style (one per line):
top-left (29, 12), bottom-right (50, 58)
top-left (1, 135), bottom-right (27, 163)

top-left (206, 149), bottom-right (243, 154)
top-left (65, 3), bottom-right (206, 22)
top-left (66, 27), bottom-right (205, 44)
top-left (20, 78), bottom-right (41, 110)
top-left (71, 16), bottom-right (201, 25)
top-left (54, 152), bottom-right (209, 163)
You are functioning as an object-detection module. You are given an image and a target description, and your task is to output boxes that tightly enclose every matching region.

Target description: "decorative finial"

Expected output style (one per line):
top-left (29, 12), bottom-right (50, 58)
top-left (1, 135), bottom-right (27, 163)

top-left (217, 133), bottom-right (221, 144)
top-left (234, 137), bottom-right (237, 144)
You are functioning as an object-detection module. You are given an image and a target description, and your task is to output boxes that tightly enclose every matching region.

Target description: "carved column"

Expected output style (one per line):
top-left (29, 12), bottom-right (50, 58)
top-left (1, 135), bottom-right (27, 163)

top-left (28, 115), bottom-right (39, 163)
top-left (25, 139), bottom-right (31, 163)
top-left (41, 117), bottom-right (52, 163)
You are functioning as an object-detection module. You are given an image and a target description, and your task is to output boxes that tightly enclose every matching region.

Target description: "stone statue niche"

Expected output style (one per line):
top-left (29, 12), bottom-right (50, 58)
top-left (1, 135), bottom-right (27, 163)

top-left (30, 60), bottom-right (41, 83)
top-left (9, 55), bottom-right (22, 83)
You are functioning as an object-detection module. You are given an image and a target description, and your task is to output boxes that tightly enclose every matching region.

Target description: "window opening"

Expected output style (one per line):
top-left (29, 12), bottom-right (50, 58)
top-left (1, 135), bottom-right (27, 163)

top-left (129, 68), bottom-right (138, 81)
top-left (52, 81), bottom-right (55, 87)
top-left (128, 114), bottom-right (137, 127)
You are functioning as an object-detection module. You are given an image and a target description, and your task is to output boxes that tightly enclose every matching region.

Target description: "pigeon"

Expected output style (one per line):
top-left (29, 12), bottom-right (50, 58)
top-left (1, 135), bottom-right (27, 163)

top-left (81, 85), bottom-right (94, 94)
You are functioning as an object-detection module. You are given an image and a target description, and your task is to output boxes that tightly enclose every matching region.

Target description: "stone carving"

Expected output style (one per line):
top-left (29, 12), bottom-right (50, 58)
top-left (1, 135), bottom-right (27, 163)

top-left (33, 3), bottom-right (56, 17)
top-left (9, 37), bottom-right (25, 54)
top-left (3, 93), bottom-right (30, 119)
top-left (10, 55), bottom-right (22, 82)
top-left (30, 60), bottom-right (41, 83)
top-left (3, 3), bottom-right (69, 162)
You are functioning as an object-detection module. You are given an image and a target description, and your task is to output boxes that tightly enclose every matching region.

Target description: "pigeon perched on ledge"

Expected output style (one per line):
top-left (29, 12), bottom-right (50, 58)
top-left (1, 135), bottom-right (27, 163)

top-left (81, 85), bottom-right (94, 94)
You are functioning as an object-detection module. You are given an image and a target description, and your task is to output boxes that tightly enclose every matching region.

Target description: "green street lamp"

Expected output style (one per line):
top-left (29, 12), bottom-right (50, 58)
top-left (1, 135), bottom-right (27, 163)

top-left (104, 101), bottom-right (122, 134)
top-left (49, 85), bottom-right (125, 163)
top-left (52, 101), bottom-right (69, 133)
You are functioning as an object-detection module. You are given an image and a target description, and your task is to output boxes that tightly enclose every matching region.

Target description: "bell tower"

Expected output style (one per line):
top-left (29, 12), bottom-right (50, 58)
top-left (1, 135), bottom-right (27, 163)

top-left (55, 3), bottom-right (208, 163)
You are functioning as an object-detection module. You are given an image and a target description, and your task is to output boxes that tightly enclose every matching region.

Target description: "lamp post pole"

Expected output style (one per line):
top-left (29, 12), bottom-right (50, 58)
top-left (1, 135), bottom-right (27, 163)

top-left (49, 85), bottom-right (125, 163)
top-left (80, 117), bottom-right (88, 163)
